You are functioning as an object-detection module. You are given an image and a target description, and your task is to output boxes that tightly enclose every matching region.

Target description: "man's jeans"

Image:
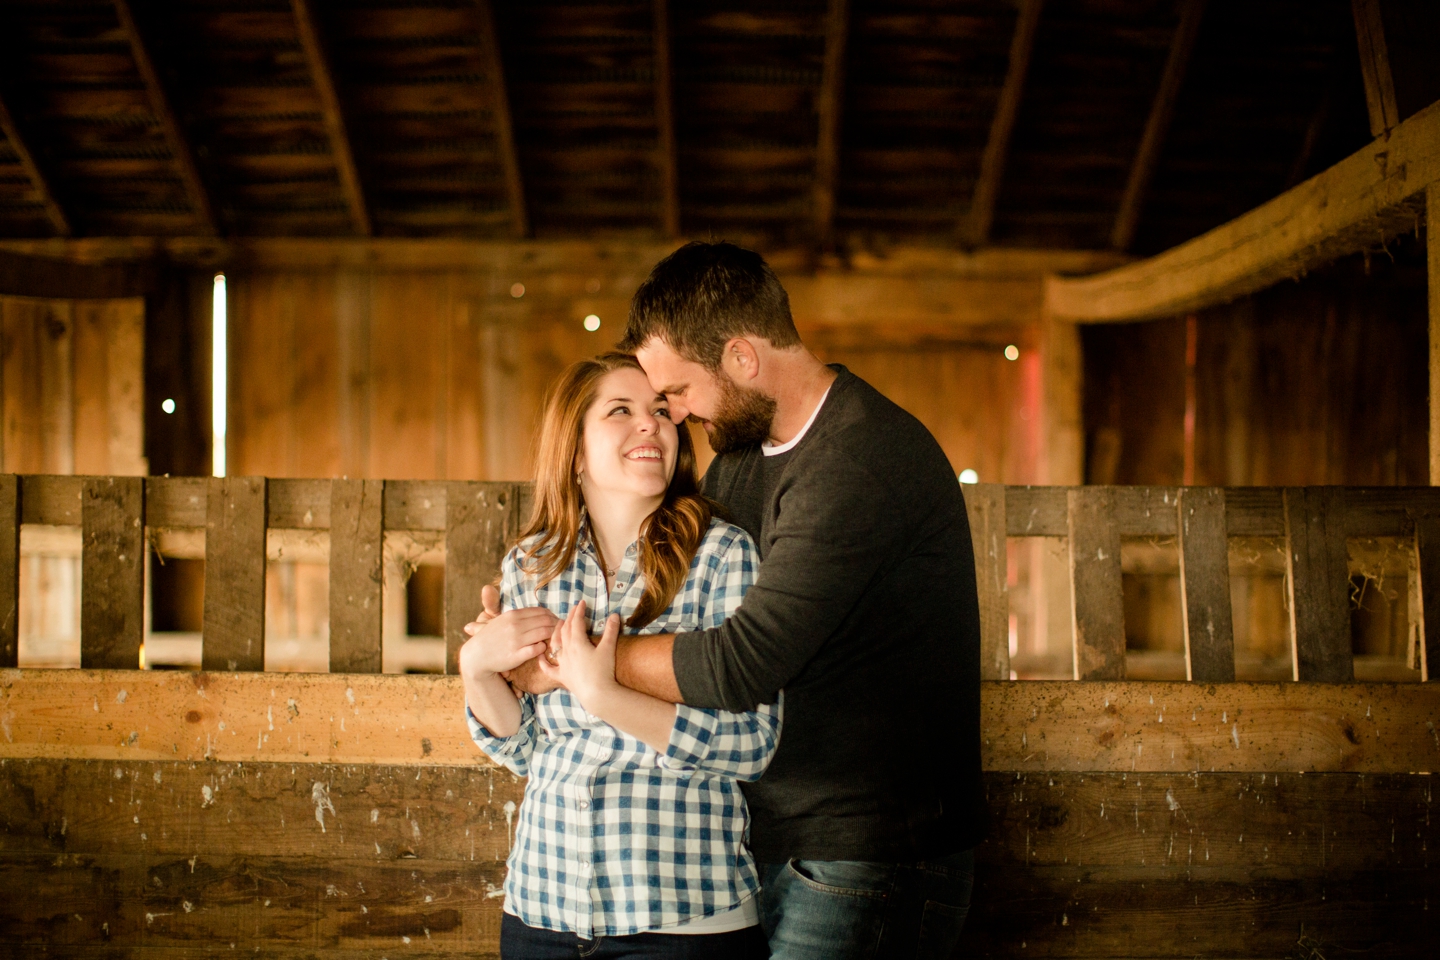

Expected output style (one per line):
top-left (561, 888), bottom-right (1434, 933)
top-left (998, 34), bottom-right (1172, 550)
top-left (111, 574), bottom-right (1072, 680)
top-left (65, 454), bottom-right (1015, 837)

top-left (759, 850), bottom-right (975, 960)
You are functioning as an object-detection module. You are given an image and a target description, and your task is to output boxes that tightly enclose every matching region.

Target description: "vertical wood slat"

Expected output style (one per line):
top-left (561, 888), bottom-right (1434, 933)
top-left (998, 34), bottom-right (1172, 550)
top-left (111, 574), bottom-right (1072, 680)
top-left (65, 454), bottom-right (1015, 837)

top-left (1283, 487), bottom-right (1354, 681)
top-left (203, 477), bottom-right (268, 672)
top-left (966, 483), bottom-right (1009, 680)
top-left (0, 475), bottom-right (18, 666)
top-left (80, 476), bottom-right (145, 669)
top-left (444, 482), bottom-right (516, 674)
top-left (329, 479), bottom-right (384, 673)
top-left (1067, 487), bottom-right (1126, 680)
top-left (1415, 515), bottom-right (1440, 682)
top-left (1177, 487), bottom-right (1235, 682)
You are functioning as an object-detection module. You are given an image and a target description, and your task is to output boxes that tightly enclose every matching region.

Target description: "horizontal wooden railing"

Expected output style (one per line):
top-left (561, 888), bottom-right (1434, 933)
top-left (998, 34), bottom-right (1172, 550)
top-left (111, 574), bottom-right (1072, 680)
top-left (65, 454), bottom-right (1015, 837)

top-left (3, 475), bottom-right (1437, 681)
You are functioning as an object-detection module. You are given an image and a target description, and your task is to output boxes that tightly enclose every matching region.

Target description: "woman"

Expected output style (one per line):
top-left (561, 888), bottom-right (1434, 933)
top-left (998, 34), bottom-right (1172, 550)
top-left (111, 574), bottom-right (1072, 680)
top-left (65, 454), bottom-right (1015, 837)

top-left (460, 352), bottom-right (780, 959)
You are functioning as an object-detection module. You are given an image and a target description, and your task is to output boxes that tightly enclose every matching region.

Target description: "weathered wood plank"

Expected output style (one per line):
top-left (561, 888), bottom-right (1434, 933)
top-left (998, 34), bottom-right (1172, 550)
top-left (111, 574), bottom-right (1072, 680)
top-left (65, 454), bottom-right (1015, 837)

top-left (1352, 0), bottom-right (1399, 137)
top-left (328, 479), bottom-right (384, 674)
top-left (812, 0), bottom-right (848, 247)
top-left (1284, 487), bottom-right (1354, 681)
top-left (1068, 488), bottom-right (1126, 680)
top-left (267, 478), bottom-right (332, 529)
top-left (966, 483), bottom-right (1009, 680)
top-left (0, 475), bottom-right (17, 667)
top-left (19, 474), bottom-right (82, 525)
top-left (1416, 515), bottom-right (1440, 682)
top-left (79, 476), bottom-right (144, 669)
top-left (1177, 487), bottom-right (1235, 682)
top-left (652, 0), bottom-right (679, 238)
top-left (144, 476), bottom-right (207, 529)
top-left (1430, 180), bottom-right (1439, 485)
top-left (443, 482), bottom-right (513, 674)
top-left (202, 477), bottom-right (268, 672)
top-left (3, 673), bottom-right (1438, 772)
top-left (1045, 98), bottom-right (1440, 323)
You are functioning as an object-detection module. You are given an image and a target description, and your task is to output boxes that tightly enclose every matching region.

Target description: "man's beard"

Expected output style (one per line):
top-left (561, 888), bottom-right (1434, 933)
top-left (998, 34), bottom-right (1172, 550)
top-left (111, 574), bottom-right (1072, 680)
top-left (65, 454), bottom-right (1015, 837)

top-left (697, 377), bottom-right (777, 454)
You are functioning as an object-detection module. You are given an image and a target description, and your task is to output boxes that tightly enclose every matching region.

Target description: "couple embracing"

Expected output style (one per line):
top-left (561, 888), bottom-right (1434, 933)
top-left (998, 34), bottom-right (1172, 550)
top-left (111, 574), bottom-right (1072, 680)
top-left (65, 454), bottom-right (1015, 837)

top-left (460, 242), bottom-right (985, 959)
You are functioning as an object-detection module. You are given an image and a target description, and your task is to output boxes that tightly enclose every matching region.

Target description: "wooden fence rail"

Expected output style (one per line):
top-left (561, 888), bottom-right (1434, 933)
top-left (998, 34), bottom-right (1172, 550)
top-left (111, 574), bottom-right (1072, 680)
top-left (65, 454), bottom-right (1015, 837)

top-left (3, 475), bottom-right (1438, 681)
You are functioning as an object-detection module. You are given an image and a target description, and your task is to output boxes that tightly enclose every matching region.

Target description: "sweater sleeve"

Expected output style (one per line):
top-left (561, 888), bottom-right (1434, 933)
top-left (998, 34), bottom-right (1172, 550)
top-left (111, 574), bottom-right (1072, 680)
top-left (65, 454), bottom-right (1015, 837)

top-left (672, 450), bottom-right (900, 712)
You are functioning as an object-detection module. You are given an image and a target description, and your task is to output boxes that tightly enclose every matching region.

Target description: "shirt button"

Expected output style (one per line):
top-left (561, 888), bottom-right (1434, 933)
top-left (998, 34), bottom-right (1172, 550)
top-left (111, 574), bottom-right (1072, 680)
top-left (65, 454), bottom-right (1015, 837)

top-left (578, 799), bottom-right (589, 809)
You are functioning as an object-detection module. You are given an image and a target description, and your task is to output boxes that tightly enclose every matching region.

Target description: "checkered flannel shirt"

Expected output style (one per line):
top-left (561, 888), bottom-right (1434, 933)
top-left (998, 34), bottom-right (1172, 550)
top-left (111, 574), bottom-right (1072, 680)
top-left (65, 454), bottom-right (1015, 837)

top-left (466, 517), bottom-right (782, 938)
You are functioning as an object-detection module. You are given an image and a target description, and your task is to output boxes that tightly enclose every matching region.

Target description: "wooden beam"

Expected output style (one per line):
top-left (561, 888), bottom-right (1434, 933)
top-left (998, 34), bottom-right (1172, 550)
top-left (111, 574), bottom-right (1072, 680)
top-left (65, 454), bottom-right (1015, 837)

top-left (813, 0), bottom-right (849, 248)
top-left (291, 0), bottom-right (371, 237)
top-left (1352, 0), bottom-right (1399, 137)
top-left (1431, 181), bottom-right (1439, 485)
top-left (962, 0), bottom-right (1044, 248)
top-left (1110, 0), bottom-right (1205, 252)
top-left (474, 0), bottom-right (528, 238)
top-left (0, 93), bottom-right (69, 237)
top-left (0, 250), bottom-right (159, 300)
top-left (652, 0), bottom-right (680, 239)
top-left (328, 479), bottom-right (384, 673)
top-left (1045, 98), bottom-right (1440, 323)
top-left (111, 0), bottom-right (217, 236)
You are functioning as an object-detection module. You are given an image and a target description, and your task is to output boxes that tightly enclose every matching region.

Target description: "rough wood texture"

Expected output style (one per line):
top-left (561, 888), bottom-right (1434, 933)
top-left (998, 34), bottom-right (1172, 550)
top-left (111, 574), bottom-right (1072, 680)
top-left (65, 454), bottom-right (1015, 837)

top-left (1045, 98), bottom-right (1440, 322)
top-left (202, 477), bottom-right (268, 672)
top-left (0, 475), bottom-right (16, 667)
top-left (1417, 515), bottom-right (1440, 681)
top-left (291, 0), bottom-right (371, 236)
top-left (0, 93), bottom-right (70, 237)
top-left (79, 476), bottom-right (144, 669)
top-left (1067, 487), bottom-right (1126, 680)
top-left (965, 483), bottom-right (1009, 680)
top-left (1110, 0), bottom-right (1205, 251)
top-left (1283, 487), bottom-right (1354, 681)
top-left (328, 479), bottom-right (384, 673)
top-left (1430, 182), bottom-right (1439, 486)
top-left (812, 0), bottom-right (848, 247)
top-left (3, 673), bottom-right (1438, 773)
top-left (652, 0), bottom-right (679, 238)
top-left (444, 482), bottom-right (514, 674)
top-left (474, 0), bottom-right (527, 238)
top-left (1351, 0), bottom-right (1398, 137)
top-left (962, 0), bottom-right (1043, 247)
top-left (1177, 486), bottom-right (1235, 682)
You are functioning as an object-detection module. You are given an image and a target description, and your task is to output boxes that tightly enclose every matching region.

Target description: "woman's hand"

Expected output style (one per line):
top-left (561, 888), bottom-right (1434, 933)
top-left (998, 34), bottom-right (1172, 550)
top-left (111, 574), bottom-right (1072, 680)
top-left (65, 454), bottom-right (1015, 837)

top-left (458, 602), bottom-right (553, 680)
top-left (537, 601), bottom-right (621, 709)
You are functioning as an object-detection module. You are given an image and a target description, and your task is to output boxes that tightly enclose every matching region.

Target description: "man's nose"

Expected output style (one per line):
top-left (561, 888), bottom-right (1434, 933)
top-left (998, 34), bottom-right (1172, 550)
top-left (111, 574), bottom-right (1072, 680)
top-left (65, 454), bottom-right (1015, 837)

top-left (667, 398), bottom-right (690, 422)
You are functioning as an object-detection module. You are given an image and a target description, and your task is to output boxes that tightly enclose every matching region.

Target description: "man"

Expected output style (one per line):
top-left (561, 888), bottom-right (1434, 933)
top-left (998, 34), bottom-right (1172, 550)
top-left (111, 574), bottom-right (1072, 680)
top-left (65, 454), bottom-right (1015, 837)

top-left (471, 241), bottom-right (985, 958)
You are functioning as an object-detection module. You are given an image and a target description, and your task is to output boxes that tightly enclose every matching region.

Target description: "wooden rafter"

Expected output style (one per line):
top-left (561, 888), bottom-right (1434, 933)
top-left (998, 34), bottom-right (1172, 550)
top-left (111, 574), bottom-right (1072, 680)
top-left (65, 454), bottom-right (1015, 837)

top-left (1045, 98), bottom-right (1440, 323)
top-left (652, 0), bottom-right (680, 238)
top-left (962, 0), bottom-right (1044, 248)
top-left (813, 0), bottom-right (849, 248)
top-left (474, 0), bottom-right (528, 238)
top-left (111, 0), bottom-right (217, 236)
top-left (291, 0), bottom-right (371, 237)
top-left (1109, 0), bottom-right (1205, 252)
top-left (1351, 0), bottom-right (1398, 137)
top-left (0, 91), bottom-right (69, 236)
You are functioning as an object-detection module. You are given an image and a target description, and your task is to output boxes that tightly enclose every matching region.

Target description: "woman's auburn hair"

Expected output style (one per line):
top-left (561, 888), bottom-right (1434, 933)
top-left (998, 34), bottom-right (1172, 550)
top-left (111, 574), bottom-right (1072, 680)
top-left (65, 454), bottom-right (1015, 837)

top-left (514, 351), bottom-right (714, 630)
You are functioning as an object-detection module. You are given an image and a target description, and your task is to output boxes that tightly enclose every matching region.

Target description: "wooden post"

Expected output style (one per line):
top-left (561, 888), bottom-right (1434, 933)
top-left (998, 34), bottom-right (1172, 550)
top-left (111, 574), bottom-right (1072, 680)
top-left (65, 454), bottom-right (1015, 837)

top-left (328, 479), bottom-right (384, 673)
top-left (1283, 487), bottom-right (1354, 681)
top-left (1067, 487), bottom-right (1126, 680)
top-left (1177, 487), bottom-right (1235, 682)
top-left (80, 477), bottom-right (145, 669)
top-left (202, 477), bottom-right (268, 671)
top-left (1416, 516), bottom-right (1440, 682)
top-left (1351, 0), bottom-right (1399, 137)
top-left (813, 0), bottom-right (849, 248)
top-left (1429, 181), bottom-right (1439, 486)
top-left (0, 475), bottom-right (18, 667)
top-left (444, 482), bottom-right (514, 674)
top-left (966, 483), bottom-right (1009, 680)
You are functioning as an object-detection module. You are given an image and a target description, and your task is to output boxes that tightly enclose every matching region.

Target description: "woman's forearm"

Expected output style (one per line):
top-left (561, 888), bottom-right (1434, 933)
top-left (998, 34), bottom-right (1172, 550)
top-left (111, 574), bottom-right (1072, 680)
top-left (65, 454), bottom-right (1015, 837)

top-left (464, 669), bottom-right (523, 738)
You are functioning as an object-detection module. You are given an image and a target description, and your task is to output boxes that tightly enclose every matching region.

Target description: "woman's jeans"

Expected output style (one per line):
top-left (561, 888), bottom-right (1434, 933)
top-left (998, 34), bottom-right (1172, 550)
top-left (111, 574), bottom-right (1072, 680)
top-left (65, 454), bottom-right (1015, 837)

top-left (499, 912), bottom-right (769, 959)
top-left (759, 849), bottom-right (976, 960)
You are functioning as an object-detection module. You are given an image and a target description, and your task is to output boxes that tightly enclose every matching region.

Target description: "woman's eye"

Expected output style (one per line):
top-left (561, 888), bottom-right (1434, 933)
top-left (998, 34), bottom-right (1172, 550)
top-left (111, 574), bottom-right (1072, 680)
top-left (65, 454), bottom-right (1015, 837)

top-left (654, 408), bottom-right (671, 420)
top-left (609, 405), bottom-right (629, 416)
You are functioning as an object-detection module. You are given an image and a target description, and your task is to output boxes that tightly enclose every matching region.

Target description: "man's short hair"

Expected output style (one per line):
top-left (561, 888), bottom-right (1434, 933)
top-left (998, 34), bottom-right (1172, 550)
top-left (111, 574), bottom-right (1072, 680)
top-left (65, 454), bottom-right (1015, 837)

top-left (619, 241), bottom-right (801, 369)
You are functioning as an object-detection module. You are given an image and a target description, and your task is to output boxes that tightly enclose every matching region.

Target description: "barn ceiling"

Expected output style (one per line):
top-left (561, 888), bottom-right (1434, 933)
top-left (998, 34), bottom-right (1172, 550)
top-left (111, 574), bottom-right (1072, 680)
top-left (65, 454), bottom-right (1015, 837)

top-left (0, 0), bottom-right (1373, 255)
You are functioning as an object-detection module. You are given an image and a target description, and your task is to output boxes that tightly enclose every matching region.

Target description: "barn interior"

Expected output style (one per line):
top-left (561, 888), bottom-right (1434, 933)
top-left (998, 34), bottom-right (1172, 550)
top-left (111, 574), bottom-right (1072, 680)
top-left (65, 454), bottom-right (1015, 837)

top-left (1, 0), bottom-right (1437, 957)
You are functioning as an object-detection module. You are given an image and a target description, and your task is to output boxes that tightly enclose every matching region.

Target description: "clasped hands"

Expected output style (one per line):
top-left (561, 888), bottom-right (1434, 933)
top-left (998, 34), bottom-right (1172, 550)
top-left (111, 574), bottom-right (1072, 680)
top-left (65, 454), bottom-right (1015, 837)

top-left (460, 584), bottom-right (619, 701)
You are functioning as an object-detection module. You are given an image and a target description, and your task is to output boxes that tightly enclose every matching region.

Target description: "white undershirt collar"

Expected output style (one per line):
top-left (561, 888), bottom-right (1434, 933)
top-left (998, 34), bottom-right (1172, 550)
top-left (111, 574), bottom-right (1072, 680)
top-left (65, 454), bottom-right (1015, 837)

top-left (761, 383), bottom-right (832, 456)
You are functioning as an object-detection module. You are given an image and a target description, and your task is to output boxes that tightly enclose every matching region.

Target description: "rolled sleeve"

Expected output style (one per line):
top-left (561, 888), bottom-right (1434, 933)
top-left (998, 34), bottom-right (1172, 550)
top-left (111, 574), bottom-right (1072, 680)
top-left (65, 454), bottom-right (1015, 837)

top-left (662, 696), bottom-right (782, 781)
top-left (467, 694), bottom-right (536, 778)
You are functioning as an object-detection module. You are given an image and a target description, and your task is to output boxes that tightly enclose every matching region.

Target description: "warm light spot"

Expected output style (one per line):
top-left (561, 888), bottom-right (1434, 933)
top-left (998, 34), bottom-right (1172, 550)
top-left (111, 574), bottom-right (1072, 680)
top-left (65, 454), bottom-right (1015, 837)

top-left (161, 398), bottom-right (176, 414)
top-left (212, 273), bottom-right (227, 478)
top-left (959, 469), bottom-right (979, 484)
top-left (510, 282), bottom-right (525, 298)
top-left (583, 314), bottom-right (601, 332)
top-left (1004, 344), bottom-right (1020, 361)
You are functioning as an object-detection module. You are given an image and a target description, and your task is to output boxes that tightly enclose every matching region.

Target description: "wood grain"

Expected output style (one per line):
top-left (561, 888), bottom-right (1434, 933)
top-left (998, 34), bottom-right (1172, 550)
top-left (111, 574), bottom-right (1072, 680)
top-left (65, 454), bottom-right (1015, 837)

top-left (1416, 514), bottom-right (1440, 681)
top-left (0, 475), bottom-right (17, 667)
top-left (1177, 487), bottom-right (1235, 682)
top-left (443, 482), bottom-right (514, 673)
top-left (966, 483), bottom-right (1009, 680)
top-left (202, 477), bottom-right (269, 672)
top-left (79, 476), bottom-right (144, 669)
top-left (1068, 487), bottom-right (1126, 680)
top-left (1283, 487), bottom-right (1354, 681)
top-left (328, 479), bottom-right (384, 673)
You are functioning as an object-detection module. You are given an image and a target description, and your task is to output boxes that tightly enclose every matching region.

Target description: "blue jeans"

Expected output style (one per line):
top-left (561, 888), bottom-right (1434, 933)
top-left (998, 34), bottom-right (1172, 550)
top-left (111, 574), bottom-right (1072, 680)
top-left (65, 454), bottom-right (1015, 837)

top-left (759, 850), bottom-right (975, 960)
top-left (500, 912), bottom-right (769, 959)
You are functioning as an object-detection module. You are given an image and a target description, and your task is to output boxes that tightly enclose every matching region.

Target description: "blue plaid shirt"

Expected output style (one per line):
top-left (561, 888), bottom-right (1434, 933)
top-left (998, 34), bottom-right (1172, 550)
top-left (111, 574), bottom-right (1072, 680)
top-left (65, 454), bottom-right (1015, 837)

top-left (467, 518), bottom-right (782, 937)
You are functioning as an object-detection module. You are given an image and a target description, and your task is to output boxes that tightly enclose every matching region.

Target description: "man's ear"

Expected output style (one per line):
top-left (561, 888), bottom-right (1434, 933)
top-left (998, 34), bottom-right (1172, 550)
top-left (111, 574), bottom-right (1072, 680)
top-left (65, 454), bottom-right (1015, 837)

top-left (722, 337), bottom-right (761, 382)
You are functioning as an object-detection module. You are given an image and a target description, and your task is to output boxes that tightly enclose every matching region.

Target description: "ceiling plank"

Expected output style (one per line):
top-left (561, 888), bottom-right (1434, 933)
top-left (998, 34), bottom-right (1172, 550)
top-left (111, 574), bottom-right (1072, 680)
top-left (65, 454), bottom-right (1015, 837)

top-left (652, 0), bottom-right (680, 239)
top-left (1045, 98), bottom-right (1440, 323)
top-left (0, 92), bottom-right (70, 236)
top-left (1109, 0), bottom-right (1206, 252)
top-left (111, 0), bottom-right (217, 236)
top-left (474, 0), bottom-right (528, 239)
top-left (961, 0), bottom-right (1044, 248)
top-left (291, 0), bottom-right (371, 237)
top-left (813, 0), bottom-right (849, 248)
top-left (1351, 0), bottom-right (1399, 137)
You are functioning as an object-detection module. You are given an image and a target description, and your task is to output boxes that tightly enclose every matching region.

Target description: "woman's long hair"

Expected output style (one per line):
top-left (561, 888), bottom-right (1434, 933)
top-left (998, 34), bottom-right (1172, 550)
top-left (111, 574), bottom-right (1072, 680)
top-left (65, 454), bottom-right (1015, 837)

top-left (515, 352), bottom-right (713, 629)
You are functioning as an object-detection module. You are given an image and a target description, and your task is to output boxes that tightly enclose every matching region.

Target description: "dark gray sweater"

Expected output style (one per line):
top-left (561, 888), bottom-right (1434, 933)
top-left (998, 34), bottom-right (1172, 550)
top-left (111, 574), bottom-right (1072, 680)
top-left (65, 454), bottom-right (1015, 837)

top-left (672, 367), bottom-right (985, 863)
